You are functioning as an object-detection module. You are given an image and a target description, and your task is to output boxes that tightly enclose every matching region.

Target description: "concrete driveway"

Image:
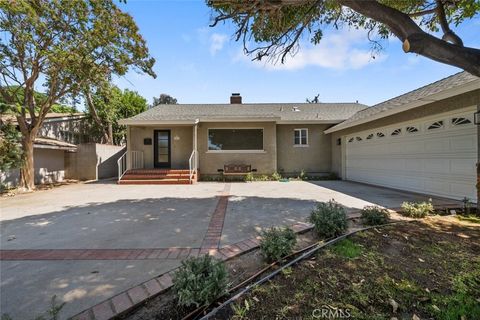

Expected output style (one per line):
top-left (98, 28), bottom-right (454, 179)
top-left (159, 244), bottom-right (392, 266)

top-left (0, 180), bottom-right (459, 319)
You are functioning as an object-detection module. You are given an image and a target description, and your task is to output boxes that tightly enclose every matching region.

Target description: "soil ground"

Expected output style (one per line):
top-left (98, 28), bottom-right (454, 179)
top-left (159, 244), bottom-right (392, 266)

top-left (220, 217), bottom-right (480, 320)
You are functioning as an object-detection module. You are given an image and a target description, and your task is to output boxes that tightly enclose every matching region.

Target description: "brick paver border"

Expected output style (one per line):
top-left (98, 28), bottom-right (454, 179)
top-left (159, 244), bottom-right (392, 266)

top-left (201, 183), bottom-right (231, 249)
top-left (0, 247), bottom-right (201, 261)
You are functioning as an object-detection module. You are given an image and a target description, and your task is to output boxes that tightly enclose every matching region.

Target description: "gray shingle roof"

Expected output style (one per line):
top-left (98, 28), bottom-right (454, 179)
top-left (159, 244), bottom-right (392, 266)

top-left (326, 71), bottom-right (479, 133)
top-left (123, 102), bottom-right (367, 123)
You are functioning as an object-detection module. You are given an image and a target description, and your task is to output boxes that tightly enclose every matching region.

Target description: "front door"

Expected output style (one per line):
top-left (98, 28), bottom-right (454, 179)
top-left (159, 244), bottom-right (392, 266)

top-left (154, 130), bottom-right (171, 168)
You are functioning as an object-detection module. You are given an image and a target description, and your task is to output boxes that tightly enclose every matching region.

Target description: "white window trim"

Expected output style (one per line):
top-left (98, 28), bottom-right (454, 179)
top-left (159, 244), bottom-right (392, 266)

top-left (294, 128), bottom-right (309, 147)
top-left (207, 127), bottom-right (265, 152)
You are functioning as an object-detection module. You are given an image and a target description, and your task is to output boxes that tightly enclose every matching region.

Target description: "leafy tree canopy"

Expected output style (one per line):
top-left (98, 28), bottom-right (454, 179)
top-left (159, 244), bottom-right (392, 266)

top-left (0, 86), bottom-right (77, 114)
top-left (86, 84), bottom-right (147, 145)
top-left (207, 0), bottom-right (480, 76)
top-left (152, 94), bottom-right (178, 106)
top-left (0, 120), bottom-right (23, 172)
top-left (0, 0), bottom-right (156, 189)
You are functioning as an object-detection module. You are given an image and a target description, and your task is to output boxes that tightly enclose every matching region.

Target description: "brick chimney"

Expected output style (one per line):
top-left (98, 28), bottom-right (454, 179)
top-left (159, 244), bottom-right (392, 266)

top-left (230, 93), bottom-right (242, 104)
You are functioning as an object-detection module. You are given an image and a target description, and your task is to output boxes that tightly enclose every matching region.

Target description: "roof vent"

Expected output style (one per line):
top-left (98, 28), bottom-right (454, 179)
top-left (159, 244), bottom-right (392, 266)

top-left (292, 106), bottom-right (300, 112)
top-left (230, 93), bottom-right (242, 104)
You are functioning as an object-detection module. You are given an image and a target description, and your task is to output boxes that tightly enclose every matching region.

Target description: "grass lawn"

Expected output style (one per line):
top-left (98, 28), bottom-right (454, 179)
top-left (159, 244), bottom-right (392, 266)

top-left (225, 218), bottom-right (480, 320)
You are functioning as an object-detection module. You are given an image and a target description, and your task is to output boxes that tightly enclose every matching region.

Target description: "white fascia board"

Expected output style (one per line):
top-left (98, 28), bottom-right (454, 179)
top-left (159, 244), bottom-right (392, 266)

top-left (276, 120), bottom-right (343, 124)
top-left (200, 117), bottom-right (280, 122)
top-left (324, 79), bottom-right (480, 134)
top-left (118, 119), bottom-right (196, 125)
top-left (119, 117), bottom-right (281, 125)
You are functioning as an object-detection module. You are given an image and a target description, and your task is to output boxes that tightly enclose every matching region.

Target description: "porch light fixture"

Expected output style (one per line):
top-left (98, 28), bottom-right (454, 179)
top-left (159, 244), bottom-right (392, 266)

top-left (475, 110), bottom-right (480, 125)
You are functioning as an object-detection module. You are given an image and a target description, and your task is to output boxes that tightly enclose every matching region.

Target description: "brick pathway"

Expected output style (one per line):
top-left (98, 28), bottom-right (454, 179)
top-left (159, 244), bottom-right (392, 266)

top-left (201, 183), bottom-right (231, 249)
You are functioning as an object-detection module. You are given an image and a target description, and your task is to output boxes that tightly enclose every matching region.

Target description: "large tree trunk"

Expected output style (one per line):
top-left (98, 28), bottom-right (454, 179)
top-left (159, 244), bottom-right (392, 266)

top-left (107, 122), bottom-right (113, 145)
top-left (18, 134), bottom-right (35, 191)
top-left (84, 89), bottom-right (113, 145)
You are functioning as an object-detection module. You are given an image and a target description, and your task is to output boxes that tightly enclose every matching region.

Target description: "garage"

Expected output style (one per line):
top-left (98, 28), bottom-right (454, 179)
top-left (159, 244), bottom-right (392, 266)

top-left (345, 106), bottom-right (477, 201)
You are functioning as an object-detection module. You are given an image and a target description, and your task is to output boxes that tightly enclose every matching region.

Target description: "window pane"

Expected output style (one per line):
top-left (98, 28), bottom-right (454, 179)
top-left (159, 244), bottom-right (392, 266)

top-left (301, 136), bottom-right (307, 145)
top-left (294, 130), bottom-right (300, 145)
top-left (208, 129), bottom-right (263, 150)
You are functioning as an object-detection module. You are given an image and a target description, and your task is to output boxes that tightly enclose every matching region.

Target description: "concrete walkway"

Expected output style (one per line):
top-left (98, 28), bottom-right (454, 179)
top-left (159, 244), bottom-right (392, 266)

top-left (0, 180), bottom-right (460, 319)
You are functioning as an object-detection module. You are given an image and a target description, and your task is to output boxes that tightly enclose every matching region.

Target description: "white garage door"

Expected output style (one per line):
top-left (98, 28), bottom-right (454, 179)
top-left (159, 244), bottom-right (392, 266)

top-left (345, 107), bottom-right (477, 201)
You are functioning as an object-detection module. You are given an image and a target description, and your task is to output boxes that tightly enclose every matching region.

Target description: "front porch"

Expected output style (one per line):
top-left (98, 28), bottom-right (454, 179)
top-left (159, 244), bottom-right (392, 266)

top-left (118, 124), bottom-right (198, 184)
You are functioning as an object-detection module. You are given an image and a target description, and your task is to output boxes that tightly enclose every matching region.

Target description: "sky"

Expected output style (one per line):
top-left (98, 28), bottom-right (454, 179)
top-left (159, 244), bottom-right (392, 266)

top-left (113, 0), bottom-right (480, 107)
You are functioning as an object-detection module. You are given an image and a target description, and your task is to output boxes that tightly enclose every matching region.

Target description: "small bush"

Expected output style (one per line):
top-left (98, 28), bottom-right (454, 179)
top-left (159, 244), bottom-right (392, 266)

top-left (299, 169), bottom-right (307, 180)
top-left (401, 200), bottom-right (434, 218)
top-left (361, 206), bottom-right (390, 226)
top-left (243, 172), bottom-right (254, 182)
top-left (326, 172), bottom-right (339, 180)
top-left (173, 255), bottom-right (229, 307)
top-left (260, 227), bottom-right (297, 262)
top-left (309, 200), bottom-right (348, 238)
top-left (271, 172), bottom-right (282, 181)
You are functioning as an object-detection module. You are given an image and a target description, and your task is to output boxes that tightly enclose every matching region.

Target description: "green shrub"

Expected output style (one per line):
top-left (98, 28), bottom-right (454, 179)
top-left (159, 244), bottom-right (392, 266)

top-left (462, 197), bottom-right (473, 215)
top-left (361, 206), bottom-right (390, 226)
top-left (173, 255), bottom-right (229, 307)
top-left (309, 200), bottom-right (348, 238)
top-left (243, 172), bottom-right (254, 182)
top-left (401, 200), bottom-right (434, 218)
top-left (271, 172), bottom-right (282, 181)
top-left (260, 226), bottom-right (297, 262)
top-left (299, 169), bottom-right (307, 180)
top-left (326, 172), bottom-right (339, 180)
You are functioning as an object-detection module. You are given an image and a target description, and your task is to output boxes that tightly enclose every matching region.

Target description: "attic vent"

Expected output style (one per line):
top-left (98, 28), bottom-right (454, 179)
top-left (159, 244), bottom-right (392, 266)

top-left (292, 106), bottom-right (300, 112)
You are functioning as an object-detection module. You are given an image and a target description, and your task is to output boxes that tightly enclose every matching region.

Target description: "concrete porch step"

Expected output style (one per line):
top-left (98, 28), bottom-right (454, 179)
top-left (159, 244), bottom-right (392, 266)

top-left (122, 174), bottom-right (193, 180)
top-left (127, 169), bottom-right (191, 175)
top-left (119, 169), bottom-right (197, 185)
top-left (118, 178), bottom-right (192, 185)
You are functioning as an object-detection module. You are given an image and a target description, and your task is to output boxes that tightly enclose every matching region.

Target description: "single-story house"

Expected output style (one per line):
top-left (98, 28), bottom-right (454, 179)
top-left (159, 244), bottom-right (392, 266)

top-left (118, 71), bottom-right (479, 201)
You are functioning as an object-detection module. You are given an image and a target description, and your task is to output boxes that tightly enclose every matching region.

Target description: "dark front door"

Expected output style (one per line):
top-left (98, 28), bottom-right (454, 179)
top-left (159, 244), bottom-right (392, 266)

top-left (154, 130), bottom-right (171, 168)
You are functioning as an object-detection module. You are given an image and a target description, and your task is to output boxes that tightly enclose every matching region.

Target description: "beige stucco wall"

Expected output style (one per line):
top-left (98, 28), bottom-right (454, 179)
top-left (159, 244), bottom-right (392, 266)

top-left (330, 89), bottom-right (480, 178)
top-left (1, 148), bottom-right (66, 187)
top-left (276, 124), bottom-right (331, 175)
top-left (129, 126), bottom-right (193, 169)
top-left (197, 122), bottom-right (277, 175)
top-left (33, 148), bottom-right (65, 184)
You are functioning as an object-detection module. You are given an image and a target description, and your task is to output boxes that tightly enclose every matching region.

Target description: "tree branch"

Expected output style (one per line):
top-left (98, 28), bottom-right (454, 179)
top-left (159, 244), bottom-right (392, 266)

top-left (435, 0), bottom-right (463, 46)
top-left (339, 0), bottom-right (480, 76)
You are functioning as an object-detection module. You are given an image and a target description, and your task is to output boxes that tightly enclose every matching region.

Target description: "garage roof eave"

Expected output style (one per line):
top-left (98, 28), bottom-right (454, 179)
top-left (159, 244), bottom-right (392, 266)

top-left (325, 77), bottom-right (480, 134)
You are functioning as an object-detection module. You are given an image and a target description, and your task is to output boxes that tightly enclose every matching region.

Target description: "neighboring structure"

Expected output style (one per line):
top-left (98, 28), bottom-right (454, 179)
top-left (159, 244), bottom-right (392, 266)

top-left (1, 113), bottom-right (125, 188)
top-left (119, 72), bottom-right (478, 201)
